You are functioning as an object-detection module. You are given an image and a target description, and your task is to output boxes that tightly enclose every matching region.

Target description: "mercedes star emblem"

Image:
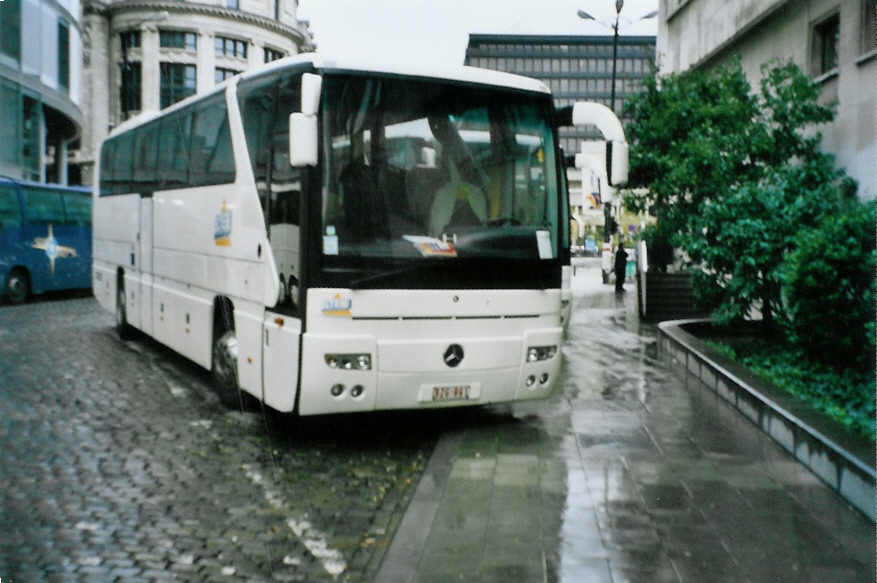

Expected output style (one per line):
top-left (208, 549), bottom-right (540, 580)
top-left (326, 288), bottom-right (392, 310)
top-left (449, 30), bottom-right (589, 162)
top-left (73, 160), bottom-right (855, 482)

top-left (443, 344), bottom-right (464, 368)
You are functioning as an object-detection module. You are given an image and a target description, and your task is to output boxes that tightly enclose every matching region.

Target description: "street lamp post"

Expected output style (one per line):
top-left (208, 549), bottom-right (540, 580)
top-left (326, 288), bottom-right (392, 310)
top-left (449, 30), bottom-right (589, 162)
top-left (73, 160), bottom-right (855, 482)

top-left (610, 0), bottom-right (622, 112)
top-left (576, 2), bottom-right (656, 265)
top-left (577, 2), bottom-right (656, 113)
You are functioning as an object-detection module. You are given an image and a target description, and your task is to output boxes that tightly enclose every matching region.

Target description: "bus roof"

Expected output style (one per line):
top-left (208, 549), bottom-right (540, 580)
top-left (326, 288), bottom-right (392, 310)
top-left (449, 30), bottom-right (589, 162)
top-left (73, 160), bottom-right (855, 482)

top-left (243, 52), bottom-right (551, 95)
top-left (0, 175), bottom-right (90, 193)
top-left (106, 53), bottom-right (551, 140)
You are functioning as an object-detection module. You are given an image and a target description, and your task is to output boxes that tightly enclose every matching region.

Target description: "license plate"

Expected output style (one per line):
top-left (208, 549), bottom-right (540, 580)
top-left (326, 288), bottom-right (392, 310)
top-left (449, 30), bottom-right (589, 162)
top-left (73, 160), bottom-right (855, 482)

top-left (420, 382), bottom-right (481, 403)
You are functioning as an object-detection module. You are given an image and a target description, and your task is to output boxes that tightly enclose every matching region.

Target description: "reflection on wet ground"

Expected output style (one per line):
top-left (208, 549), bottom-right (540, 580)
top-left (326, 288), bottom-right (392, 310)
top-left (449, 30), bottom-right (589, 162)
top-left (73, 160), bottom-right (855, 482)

top-left (382, 264), bottom-right (875, 583)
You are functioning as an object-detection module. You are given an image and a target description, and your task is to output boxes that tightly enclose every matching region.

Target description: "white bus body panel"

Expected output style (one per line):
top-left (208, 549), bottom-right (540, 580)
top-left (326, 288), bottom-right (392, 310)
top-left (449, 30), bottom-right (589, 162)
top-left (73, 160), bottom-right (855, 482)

top-left (299, 289), bottom-right (563, 415)
top-left (139, 198), bottom-right (154, 337)
top-left (92, 194), bottom-right (140, 316)
top-left (262, 312), bottom-right (301, 411)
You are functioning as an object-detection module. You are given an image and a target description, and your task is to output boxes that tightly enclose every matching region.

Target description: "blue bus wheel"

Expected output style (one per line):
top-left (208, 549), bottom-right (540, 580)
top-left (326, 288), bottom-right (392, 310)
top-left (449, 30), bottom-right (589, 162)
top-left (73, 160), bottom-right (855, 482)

top-left (6, 269), bottom-right (29, 305)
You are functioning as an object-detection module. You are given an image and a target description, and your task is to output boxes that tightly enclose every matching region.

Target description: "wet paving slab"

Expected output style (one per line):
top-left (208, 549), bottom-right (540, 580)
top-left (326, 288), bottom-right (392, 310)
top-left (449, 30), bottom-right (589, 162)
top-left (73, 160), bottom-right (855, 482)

top-left (379, 262), bottom-right (875, 583)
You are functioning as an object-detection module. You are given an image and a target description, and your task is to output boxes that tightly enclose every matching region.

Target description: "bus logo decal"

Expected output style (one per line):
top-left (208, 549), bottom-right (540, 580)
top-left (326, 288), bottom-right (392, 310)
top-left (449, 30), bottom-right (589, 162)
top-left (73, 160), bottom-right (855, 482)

top-left (214, 201), bottom-right (232, 246)
top-left (322, 293), bottom-right (352, 317)
top-left (443, 344), bottom-right (464, 368)
top-left (31, 224), bottom-right (77, 276)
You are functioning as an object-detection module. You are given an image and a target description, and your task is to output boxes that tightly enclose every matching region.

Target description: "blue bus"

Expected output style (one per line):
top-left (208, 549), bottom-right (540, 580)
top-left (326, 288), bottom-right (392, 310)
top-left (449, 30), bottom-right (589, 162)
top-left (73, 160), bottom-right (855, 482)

top-left (0, 176), bottom-right (92, 304)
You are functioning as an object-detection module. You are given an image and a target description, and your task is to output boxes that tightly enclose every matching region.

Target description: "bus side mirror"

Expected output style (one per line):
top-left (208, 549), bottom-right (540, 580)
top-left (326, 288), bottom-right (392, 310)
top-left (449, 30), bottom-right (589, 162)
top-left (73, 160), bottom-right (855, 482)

top-left (606, 140), bottom-right (628, 187)
top-left (571, 101), bottom-right (629, 187)
top-left (301, 73), bottom-right (322, 116)
top-left (290, 73), bottom-right (322, 167)
top-left (289, 113), bottom-right (318, 167)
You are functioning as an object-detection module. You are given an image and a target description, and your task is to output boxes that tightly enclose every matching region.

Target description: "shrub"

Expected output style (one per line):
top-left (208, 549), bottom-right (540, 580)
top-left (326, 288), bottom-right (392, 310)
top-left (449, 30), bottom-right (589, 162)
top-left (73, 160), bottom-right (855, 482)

top-left (784, 200), bottom-right (876, 370)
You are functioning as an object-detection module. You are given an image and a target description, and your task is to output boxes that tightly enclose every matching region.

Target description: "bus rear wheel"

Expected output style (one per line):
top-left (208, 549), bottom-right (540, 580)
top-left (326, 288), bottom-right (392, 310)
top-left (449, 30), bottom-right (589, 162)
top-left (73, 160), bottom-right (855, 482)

top-left (5, 268), bottom-right (29, 305)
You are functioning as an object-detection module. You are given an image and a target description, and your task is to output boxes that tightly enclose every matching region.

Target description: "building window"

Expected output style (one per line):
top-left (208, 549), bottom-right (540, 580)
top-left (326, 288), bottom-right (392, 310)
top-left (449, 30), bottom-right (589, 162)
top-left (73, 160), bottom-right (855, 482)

top-left (264, 47), bottom-right (284, 62)
top-left (812, 13), bottom-right (839, 74)
top-left (121, 31), bottom-right (141, 49)
top-left (160, 63), bottom-right (196, 108)
top-left (22, 96), bottom-right (41, 181)
top-left (58, 20), bottom-right (70, 91)
top-left (0, 0), bottom-right (21, 64)
top-left (120, 62), bottom-right (142, 117)
top-left (160, 30), bottom-right (197, 53)
top-left (216, 36), bottom-right (248, 59)
top-left (264, 47), bottom-right (284, 63)
top-left (227, 0), bottom-right (239, 8)
top-left (215, 67), bottom-right (239, 84)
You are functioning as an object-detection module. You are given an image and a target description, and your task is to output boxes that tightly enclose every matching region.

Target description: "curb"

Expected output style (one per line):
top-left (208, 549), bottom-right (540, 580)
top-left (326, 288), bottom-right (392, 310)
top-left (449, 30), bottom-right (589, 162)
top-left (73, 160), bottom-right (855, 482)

top-left (658, 319), bottom-right (875, 522)
top-left (373, 430), bottom-right (464, 583)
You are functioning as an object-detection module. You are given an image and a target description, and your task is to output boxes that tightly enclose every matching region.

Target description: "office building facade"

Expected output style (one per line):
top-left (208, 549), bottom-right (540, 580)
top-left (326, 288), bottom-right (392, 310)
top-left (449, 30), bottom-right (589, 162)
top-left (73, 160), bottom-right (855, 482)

top-left (0, 0), bottom-right (83, 184)
top-left (465, 34), bottom-right (656, 156)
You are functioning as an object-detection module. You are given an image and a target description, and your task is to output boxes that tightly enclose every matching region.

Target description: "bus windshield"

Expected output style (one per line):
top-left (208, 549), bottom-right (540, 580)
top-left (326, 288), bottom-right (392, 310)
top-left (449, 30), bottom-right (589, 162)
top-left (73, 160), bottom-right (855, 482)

top-left (321, 74), bottom-right (559, 267)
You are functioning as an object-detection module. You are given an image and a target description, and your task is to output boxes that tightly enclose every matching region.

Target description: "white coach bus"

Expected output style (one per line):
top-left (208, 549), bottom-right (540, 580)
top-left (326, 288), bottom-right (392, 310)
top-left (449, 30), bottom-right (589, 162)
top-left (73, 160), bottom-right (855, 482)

top-left (93, 54), bottom-right (627, 415)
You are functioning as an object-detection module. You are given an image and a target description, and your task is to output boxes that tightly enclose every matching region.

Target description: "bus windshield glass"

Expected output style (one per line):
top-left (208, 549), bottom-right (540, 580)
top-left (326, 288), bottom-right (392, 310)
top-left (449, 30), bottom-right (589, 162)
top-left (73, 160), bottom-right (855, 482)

top-left (321, 74), bottom-right (559, 266)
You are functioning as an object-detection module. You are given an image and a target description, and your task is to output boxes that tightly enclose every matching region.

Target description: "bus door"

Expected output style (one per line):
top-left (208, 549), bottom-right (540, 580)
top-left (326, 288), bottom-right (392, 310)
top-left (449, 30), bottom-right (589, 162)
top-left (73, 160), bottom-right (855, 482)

top-left (138, 197), bottom-right (154, 336)
top-left (239, 71), bottom-right (303, 412)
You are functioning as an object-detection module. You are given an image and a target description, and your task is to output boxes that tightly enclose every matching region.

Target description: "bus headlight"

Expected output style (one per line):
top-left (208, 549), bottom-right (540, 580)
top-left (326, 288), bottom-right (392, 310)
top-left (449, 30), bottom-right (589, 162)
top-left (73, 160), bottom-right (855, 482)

top-left (325, 353), bottom-right (372, 370)
top-left (526, 345), bottom-right (557, 362)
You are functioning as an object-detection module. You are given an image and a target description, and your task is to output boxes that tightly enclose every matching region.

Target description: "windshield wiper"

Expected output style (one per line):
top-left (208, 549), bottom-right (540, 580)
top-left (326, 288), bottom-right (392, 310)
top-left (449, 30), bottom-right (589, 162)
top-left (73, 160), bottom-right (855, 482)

top-left (349, 265), bottom-right (428, 289)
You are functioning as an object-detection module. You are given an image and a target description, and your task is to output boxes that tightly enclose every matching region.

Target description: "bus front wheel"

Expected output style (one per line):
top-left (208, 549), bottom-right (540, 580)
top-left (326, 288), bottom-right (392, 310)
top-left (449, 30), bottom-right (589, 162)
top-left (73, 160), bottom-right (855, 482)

top-left (5, 268), bottom-right (29, 305)
top-left (212, 329), bottom-right (240, 405)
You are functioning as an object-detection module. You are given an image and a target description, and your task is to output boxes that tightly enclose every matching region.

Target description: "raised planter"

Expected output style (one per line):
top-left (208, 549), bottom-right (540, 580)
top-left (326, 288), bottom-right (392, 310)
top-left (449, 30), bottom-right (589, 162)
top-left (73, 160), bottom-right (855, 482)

top-left (658, 319), bottom-right (875, 521)
top-left (637, 271), bottom-right (709, 321)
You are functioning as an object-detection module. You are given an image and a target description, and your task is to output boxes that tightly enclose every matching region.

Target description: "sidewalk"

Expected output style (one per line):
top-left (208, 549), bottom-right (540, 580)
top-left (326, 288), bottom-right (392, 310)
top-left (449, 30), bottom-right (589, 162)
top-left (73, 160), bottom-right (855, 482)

top-left (375, 265), bottom-right (874, 583)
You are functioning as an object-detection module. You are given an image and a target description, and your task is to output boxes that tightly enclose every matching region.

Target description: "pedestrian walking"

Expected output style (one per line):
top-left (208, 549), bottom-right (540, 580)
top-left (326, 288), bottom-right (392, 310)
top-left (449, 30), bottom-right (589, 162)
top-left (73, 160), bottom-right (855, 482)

top-left (614, 242), bottom-right (628, 293)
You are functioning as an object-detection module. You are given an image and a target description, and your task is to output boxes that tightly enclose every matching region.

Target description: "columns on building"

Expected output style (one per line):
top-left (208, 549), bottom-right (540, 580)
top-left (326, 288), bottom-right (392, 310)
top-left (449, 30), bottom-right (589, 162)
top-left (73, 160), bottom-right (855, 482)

top-left (141, 25), bottom-right (161, 112)
top-left (198, 30), bottom-right (215, 94)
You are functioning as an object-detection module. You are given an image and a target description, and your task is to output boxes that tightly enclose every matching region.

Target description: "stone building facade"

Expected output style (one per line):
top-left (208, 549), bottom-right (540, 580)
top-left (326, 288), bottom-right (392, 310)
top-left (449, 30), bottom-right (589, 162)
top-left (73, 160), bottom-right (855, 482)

top-left (74, 0), bottom-right (312, 185)
top-left (657, 0), bottom-right (876, 200)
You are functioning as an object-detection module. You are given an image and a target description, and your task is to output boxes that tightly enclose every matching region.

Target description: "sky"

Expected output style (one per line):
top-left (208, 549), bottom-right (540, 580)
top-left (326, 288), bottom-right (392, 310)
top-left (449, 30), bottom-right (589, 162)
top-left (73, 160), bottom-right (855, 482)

top-left (297, 0), bottom-right (659, 67)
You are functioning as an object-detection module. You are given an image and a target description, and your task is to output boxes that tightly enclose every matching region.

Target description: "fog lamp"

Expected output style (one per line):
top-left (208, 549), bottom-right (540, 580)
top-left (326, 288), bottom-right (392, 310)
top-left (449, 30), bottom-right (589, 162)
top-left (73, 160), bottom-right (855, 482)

top-left (527, 345), bottom-right (557, 362)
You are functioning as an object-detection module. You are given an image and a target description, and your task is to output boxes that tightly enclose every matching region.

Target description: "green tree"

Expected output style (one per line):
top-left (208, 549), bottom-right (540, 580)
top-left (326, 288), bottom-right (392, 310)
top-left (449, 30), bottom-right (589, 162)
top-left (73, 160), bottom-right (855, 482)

top-left (622, 60), bottom-right (853, 328)
top-left (784, 200), bottom-right (876, 370)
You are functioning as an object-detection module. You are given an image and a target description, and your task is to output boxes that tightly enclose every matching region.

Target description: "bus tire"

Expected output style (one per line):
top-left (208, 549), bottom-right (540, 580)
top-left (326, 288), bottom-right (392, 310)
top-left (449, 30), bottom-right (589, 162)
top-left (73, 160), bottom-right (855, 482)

top-left (5, 268), bottom-right (29, 305)
top-left (212, 328), bottom-right (241, 406)
top-left (115, 283), bottom-right (133, 339)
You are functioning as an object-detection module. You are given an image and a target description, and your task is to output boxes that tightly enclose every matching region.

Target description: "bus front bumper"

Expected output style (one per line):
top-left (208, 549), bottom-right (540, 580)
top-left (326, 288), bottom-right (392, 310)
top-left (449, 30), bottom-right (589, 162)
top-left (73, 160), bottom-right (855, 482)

top-left (298, 328), bottom-right (562, 416)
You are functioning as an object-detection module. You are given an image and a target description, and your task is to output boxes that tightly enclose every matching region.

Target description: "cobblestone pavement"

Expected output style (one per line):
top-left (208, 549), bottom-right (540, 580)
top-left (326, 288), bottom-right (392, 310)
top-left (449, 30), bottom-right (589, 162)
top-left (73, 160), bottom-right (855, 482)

top-left (0, 296), bottom-right (441, 582)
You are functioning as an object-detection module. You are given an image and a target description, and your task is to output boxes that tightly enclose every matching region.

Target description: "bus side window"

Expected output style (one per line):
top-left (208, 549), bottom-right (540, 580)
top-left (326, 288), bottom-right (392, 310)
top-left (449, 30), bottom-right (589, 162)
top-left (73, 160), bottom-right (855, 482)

top-left (0, 184), bottom-right (21, 229)
top-left (239, 75), bottom-right (277, 224)
top-left (99, 140), bottom-right (115, 196)
top-left (269, 76), bottom-right (302, 223)
top-left (159, 110), bottom-right (193, 188)
top-left (113, 132), bottom-right (135, 195)
top-left (23, 187), bottom-right (65, 224)
top-left (133, 122), bottom-right (160, 192)
top-left (190, 96), bottom-right (235, 186)
top-left (63, 193), bottom-right (91, 226)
